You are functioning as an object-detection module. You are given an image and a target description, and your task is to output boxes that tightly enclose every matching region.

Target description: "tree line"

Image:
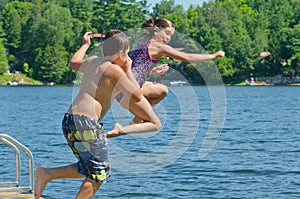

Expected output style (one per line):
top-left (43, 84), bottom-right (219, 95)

top-left (0, 0), bottom-right (299, 84)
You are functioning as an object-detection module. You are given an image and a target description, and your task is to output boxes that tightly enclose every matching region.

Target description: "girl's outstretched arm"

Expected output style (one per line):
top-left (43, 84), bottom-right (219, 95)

top-left (151, 42), bottom-right (225, 63)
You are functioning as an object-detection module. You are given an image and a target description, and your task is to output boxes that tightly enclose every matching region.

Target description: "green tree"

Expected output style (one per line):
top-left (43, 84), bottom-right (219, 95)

top-left (289, 24), bottom-right (300, 56)
top-left (53, 0), bottom-right (94, 51)
top-left (2, 6), bottom-right (22, 50)
top-left (0, 39), bottom-right (8, 75)
top-left (34, 43), bottom-right (68, 82)
top-left (152, 0), bottom-right (189, 33)
top-left (2, 2), bottom-right (34, 52)
top-left (287, 23), bottom-right (300, 76)
top-left (0, 0), bottom-right (10, 12)
top-left (186, 6), bottom-right (206, 40)
top-left (264, 0), bottom-right (293, 75)
top-left (30, 2), bottom-right (73, 82)
top-left (0, 0), bottom-right (299, 83)
top-left (92, 0), bottom-right (148, 33)
top-left (189, 2), bottom-right (235, 78)
top-left (1, 1), bottom-right (34, 73)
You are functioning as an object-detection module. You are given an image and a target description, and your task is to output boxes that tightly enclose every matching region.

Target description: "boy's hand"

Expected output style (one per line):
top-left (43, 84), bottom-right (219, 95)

top-left (122, 58), bottom-right (132, 73)
top-left (82, 32), bottom-right (93, 46)
top-left (260, 51), bottom-right (271, 57)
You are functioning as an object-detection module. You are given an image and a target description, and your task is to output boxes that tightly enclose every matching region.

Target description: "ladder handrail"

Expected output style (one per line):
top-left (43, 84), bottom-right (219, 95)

top-left (0, 134), bottom-right (34, 192)
top-left (0, 138), bottom-right (21, 186)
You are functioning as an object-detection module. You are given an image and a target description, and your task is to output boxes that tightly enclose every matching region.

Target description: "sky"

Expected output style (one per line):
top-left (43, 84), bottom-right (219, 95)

top-left (146, 0), bottom-right (209, 10)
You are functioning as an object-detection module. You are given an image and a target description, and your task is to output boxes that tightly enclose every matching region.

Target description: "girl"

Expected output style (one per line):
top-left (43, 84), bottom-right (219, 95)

top-left (120, 18), bottom-right (225, 123)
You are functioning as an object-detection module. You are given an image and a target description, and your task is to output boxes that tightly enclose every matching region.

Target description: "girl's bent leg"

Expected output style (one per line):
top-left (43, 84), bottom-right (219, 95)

top-left (129, 83), bottom-right (168, 124)
top-left (118, 96), bottom-right (162, 134)
top-left (141, 82), bottom-right (168, 105)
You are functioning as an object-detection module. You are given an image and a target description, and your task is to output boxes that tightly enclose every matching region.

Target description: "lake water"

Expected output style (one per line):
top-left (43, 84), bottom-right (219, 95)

top-left (0, 86), bottom-right (299, 198)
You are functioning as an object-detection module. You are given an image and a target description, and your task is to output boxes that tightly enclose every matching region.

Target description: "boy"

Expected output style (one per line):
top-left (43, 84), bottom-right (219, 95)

top-left (34, 30), bottom-right (161, 199)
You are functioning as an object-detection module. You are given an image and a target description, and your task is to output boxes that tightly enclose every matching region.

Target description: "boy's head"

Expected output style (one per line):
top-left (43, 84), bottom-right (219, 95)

top-left (102, 29), bottom-right (130, 57)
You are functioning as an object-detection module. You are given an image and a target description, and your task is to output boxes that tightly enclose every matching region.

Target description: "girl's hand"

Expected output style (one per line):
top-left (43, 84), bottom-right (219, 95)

top-left (213, 51), bottom-right (225, 59)
top-left (150, 64), bottom-right (169, 75)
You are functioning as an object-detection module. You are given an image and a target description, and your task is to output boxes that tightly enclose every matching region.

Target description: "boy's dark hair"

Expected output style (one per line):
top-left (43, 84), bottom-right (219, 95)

top-left (103, 29), bottom-right (130, 56)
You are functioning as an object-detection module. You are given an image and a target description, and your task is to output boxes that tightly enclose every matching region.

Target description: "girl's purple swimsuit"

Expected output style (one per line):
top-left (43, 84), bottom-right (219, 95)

top-left (115, 39), bottom-right (160, 102)
top-left (129, 39), bottom-right (160, 86)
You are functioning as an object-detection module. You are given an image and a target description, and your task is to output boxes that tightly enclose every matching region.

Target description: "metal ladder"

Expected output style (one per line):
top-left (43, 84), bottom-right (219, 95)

top-left (0, 134), bottom-right (34, 193)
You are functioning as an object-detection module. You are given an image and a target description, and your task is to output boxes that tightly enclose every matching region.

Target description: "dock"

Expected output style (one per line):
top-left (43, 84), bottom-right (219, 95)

top-left (0, 134), bottom-right (38, 199)
top-left (0, 190), bottom-right (36, 198)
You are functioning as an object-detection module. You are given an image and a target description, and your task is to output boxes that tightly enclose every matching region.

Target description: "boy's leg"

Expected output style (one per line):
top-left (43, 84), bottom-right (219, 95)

top-left (34, 163), bottom-right (84, 199)
top-left (75, 178), bottom-right (101, 199)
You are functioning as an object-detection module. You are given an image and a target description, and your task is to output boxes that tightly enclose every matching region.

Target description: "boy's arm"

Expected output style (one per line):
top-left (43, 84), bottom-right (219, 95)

top-left (70, 32), bottom-right (92, 72)
top-left (107, 61), bottom-right (162, 138)
top-left (126, 69), bottom-right (140, 89)
top-left (126, 69), bottom-right (140, 88)
top-left (121, 57), bottom-right (140, 88)
top-left (153, 42), bottom-right (225, 63)
top-left (111, 64), bottom-right (142, 102)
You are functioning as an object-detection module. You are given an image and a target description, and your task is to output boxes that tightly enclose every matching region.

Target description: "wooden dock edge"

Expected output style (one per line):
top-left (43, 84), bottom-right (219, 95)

top-left (0, 191), bottom-right (44, 199)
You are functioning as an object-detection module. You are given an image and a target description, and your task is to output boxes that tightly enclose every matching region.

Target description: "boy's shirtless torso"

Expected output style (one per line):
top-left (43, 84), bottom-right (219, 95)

top-left (68, 56), bottom-right (127, 120)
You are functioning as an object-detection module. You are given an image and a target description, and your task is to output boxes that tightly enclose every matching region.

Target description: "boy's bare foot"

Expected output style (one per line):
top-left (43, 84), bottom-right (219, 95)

top-left (106, 123), bottom-right (124, 138)
top-left (34, 167), bottom-right (50, 199)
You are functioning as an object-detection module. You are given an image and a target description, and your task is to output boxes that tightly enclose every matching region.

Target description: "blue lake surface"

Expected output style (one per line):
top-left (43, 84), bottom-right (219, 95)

top-left (0, 86), bottom-right (299, 198)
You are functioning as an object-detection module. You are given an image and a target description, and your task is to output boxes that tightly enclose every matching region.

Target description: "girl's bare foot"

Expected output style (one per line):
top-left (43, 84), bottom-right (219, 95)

top-left (106, 123), bottom-right (124, 138)
top-left (129, 116), bottom-right (142, 125)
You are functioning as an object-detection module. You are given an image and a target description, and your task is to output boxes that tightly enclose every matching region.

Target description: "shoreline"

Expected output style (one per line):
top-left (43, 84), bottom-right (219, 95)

top-left (1, 75), bottom-right (300, 87)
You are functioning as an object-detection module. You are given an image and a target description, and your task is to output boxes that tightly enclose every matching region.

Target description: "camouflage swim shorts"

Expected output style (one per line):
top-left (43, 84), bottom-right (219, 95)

top-left (62, 113), bottom-right (110, 183)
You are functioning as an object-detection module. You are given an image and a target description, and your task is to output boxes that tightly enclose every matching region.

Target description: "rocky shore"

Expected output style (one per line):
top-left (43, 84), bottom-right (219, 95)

top-left (253, 75), bottom-right (300, 86)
